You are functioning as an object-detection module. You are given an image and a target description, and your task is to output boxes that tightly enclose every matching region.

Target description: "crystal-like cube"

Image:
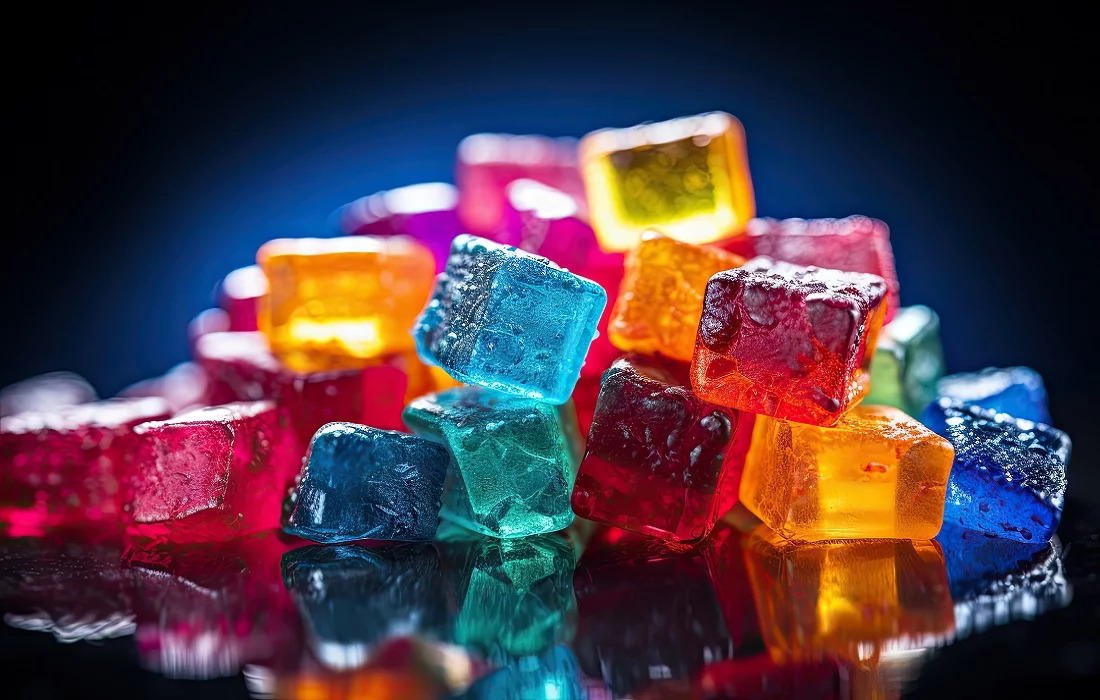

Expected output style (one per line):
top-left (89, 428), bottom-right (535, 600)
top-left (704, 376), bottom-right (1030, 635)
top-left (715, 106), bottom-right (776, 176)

top-left (936, 366), bottom-right (1051, 424)
top-left (608, 231), bottom-right (745, 362)
top-left (865, 305), bottom-right (945, 415)
top-left (740, 405), bottom-right (954, 541)
top-left (456, 133), bottom-right (585, 237)
top-left (579, 112), bottom-right (755, 251)
top-left (571, 355), bottom-right (754, 543)
top-left (922, 399), bottom-right (1069, 543)
top-left (124, 401), bottom-right (302, 543)
top-left (217, 265), bottom-right (268, 333)
top-left (333, 182), bottom-right (463, 273)
top-left (403, 387), bottom-right (578, 538)
top-left (413, 235), bottom-right (606, 404)
top-left (258, 236), bottom-right (436, 373)
top-left (691, 257), bottom-right (888, 426)
top-left (732, 216), bottom-right (900, 322)
top-left (283, 422), bottom-right (451, 543)
top-left (1, 397), bottom-right (171, 530)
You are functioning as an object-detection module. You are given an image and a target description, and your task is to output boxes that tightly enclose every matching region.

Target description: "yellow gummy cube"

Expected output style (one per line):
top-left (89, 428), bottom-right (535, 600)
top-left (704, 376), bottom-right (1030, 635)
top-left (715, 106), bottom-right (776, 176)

top-left (579, 111), bottom-right (755, 252)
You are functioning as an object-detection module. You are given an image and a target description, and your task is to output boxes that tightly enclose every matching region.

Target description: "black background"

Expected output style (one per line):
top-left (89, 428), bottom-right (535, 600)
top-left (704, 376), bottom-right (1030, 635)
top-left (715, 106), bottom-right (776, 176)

top-left (4, 9), bottom-right (1095, 488)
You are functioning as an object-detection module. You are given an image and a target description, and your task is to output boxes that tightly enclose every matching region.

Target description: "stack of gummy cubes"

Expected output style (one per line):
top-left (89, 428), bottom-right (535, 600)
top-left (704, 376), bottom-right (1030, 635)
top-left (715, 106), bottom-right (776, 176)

top-left (0, 110), bottom-right (1071, 566)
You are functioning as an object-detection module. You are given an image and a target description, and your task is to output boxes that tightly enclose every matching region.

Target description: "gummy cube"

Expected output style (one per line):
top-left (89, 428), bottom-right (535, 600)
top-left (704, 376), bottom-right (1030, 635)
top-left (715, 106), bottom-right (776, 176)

top-left (865, 305), bottom-right (945, 415)
top-left (571, 355), bottom-right (754, 543)
top-left (124, 401), bottom-right (302, 543)
top-left (691, 257), bottom-right (888, 426)
top-left (501, 180), bottom-right (625, 377)
top-left (465, 646), bottom-right (583, 700)
top-left (120, 362), bottom-right (208, 415)
top-left (280, 543), bottom-right (449, 669)
top-left (1, 371), bottom-right (96, 417)
top-left (922, 398), bottom-right (1069, 543)
top-left (218, 265), bottom-right (268, 332)
top-left (283, 422), bottom-right (450, 543)
top-left (936, 366), bottom-right (1051, 424)
top-left (731, 216), bottom-right (900, 322)
top-left (608, 231), bottom-right (745, 362)
top-left (333, 182), bottom-right (463, 273)
top-left (195, 331), bottom-right (417, 440)
top-left (1, 397), bottom-right (171, 530)
top-left (441, 533), bottom-right (577, 660)
top-left (413, 235), bottom-right (606, 404)
top-left (742, 527), bottom-right (954, 668)
top-left (740, 405), bottom-right (954, 541)
top-left (456, 133), bottom-right (585, 237)
top-left (579, 111), bottom-right (754, 251)
top-left (258, 236), bottom-right (436, 373)
top-left (403, 387), bottom-right (578, 538)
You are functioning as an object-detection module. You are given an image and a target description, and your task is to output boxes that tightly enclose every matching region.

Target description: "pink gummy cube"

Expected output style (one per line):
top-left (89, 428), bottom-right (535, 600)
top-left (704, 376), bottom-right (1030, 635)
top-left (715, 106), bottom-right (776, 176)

top-left (1, 371), bottom-right (97, 417)
top-left (124, 401), bottom-right (302, 543)
top-left (217, 265), bottom-right (269, 332)
top-left (119, 362), bottom-right (209, 415)
top-left (726, 216), bottom-right (900, 322)
top-left (1, 397), bottom-right (172, 530)
top-left (456, 133), bottom-right (586, 237)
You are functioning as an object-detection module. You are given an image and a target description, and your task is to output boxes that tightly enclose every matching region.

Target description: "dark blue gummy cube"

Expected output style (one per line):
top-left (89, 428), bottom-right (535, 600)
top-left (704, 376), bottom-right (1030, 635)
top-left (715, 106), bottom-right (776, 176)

top-left (283, 423), bottom-right (451, 543)
top-left (413, 234), bottom-right (606, 404)
top-left (280, 543), bottom-right (449, 668)
top-left (923, 398), bottom-right (1070, 543)
top-left (936, 366), bottom-right (1051, 423)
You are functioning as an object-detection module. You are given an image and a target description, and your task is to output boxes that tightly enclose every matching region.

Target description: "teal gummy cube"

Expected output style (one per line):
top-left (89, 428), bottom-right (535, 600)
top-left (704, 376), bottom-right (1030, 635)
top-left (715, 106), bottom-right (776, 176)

top-left (413, 234), bottom-right (607, 404)
top-left (403, 387), bottom-right (578, 538)
top-left (866, 305), bottom-right (945, 415)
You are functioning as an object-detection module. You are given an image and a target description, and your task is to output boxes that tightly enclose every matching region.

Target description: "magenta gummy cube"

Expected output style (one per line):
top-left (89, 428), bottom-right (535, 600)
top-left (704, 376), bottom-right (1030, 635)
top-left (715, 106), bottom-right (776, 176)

top-left (1, 397), bottom-right (172, 530)
top-left (456, 133), bottom-right (586, 237)
top-left (730, 216), bottom-right (900, 321)
top-left (334, 182), bottom-right (463, 272)
top-left (217, 265), bottom-right (268, 332)
top-left (124, 401), bottom-right (302, 543)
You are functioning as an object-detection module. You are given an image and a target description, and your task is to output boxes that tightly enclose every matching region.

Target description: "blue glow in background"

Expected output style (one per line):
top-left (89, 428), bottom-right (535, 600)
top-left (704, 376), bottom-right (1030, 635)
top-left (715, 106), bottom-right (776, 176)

top-left (7, 4), bottom-right (1092, 498)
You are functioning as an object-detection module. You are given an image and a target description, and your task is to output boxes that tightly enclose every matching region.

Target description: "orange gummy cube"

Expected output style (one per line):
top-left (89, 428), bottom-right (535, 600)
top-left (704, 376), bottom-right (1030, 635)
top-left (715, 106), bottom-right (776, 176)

top-left (579, 111), bottom-right (755, 252)
top-left (608, 231), bottom-right (745, 362)
top-left (743, 526), bottom-right (954, 671)
top-left (740, 405), bottom-right (954, 541)
top-left (258, 236), bottom-right (435, 373)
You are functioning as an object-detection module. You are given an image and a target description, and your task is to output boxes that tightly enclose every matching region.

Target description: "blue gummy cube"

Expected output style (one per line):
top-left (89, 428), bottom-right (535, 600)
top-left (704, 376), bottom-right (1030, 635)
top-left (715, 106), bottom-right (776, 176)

top-left (413, 234), bottom-right (607, 404)
top-left (280, 543), bottom-right (449, 667)
top-left (935, 522), bottom-right (1053, 600)
top-left (283, 423), bottom-right (451, 543)
top-left (463, 646), bottom-right (584, 700)
top-left (403, 387), bottom-right (578, 539)
top-left (923, 398), bottom-right (1070, 543)
top-left (936, 366), bottom-right (1051, 423)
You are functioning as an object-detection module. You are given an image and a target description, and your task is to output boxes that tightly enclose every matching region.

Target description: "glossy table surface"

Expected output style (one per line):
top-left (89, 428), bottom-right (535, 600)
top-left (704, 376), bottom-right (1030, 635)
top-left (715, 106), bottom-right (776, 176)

top-left (2, 497), bottom-right (1097, 699)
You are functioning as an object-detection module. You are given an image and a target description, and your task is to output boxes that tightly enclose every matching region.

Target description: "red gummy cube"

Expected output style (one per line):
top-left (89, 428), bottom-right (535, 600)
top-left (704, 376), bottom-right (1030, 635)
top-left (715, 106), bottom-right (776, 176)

top-left (195, 331), bottom-right (413, 442)
top-left (690, 257), bottom-right (888, 427)
top-left (456, 133), bottom-right (586, 237)
top-left (217, 265), bottom-right (268, 332)
top-left (1, 397), bottom-right (172, 530)
top-left (571, 355), bottom-right (754, 543)
top-left (500, 179), bottom-right (625, 378)
top-left (124, 401), bottom-right (302, 543)
top-left (727, 216), bottom-right (900, 322)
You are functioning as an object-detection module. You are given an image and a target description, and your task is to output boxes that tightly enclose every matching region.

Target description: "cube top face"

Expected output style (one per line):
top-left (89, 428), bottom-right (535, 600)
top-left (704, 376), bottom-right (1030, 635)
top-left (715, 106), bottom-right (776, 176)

top-left (936, 366), bottom-right (1050, 424)
top-left (739, 405), bottom-right (954, 541)
top-left (413, 235), bottom-right (607, 404)
top-left (743, 528), bottom-right (953, 665)
top-left (219, 265), bottom-right (269, 305)
top-left (503, 180), bottom-right (609, 272)
top-left (285, 422), bottom-right (450, 543)
top-left (1, 371), bottom-right (97, 417)
top-left (572, 355), bottom-right (751, 543)
top-left (866, 305), bottom-right (944, 415)
top-left (1, 396), bottom-right (170, 434)
top-left (609, 231), bottom-right (745, 362)
top-left (403, 387), bottom-right (576, 538)
top-left (258, 235), bottom-right (436, 373)
top-left (692, 257), bottom-right (888, 425)
top-left (580, 112), bottom-right (755, 252)
top-left (742, 216), bottom-right (899, 321)
top-left (194, 331), bottom-right (284, 378)
top-left (925, 399), bottom-right (1068, 542)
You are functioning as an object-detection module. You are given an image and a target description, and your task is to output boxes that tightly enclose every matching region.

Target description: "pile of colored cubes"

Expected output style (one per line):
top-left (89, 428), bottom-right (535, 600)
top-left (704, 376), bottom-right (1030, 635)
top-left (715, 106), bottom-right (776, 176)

top-left (0, 111), bottom-right (1071, 557)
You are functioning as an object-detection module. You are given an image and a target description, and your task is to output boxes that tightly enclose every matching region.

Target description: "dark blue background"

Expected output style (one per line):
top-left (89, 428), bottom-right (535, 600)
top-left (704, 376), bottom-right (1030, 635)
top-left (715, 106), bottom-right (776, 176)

top-left (7, 2), bottom-right (1093, 498)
